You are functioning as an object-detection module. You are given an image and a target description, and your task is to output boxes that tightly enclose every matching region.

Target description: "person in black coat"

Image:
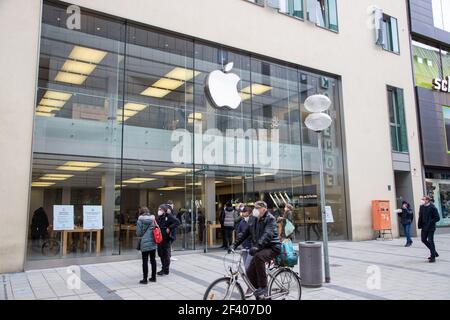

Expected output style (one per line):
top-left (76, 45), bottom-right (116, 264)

top-left (397, 201), bottom-right (414, 247)
top-left (230, 201), bottom-right (281, 298)
top-left (31, 207), bottom-right (49, 240)
top-left (156, 204), bottom-right (180, 275)
top-left (418, 196), bottom-right (441, 262)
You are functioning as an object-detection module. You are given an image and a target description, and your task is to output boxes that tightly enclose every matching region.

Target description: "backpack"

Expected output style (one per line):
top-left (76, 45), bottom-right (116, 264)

top-left (153, 221), bottom-right (163, 244)
top-left (275, 239), bottom-right (298, 267)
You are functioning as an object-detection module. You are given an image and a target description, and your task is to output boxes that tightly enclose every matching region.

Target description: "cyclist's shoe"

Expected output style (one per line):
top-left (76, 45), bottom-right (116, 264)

top-left (254, 287), bottom-right (268, 300)
top-left (139, 279), bottom-right (148, 285)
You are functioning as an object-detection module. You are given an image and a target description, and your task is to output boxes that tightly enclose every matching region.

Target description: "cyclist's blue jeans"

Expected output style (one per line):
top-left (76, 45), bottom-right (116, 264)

top-left (402, 223), bottom-right (412, 243)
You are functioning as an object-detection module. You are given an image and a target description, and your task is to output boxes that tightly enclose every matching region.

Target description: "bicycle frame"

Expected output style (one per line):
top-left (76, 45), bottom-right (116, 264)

top-left (224, 251), bottom-right (295, 300)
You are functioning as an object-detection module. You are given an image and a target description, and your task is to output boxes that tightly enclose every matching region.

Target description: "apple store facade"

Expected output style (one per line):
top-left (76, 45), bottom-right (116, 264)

top-left (27, 1), bottom-right (348, 263)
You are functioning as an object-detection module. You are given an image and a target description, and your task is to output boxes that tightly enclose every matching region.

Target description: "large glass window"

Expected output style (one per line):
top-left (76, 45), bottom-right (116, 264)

top-left (412, 41), bottom-right (442, 88)
top-left (432, 0), bottom-right (450, 32)
top-left (388, 87), bottom-right (408, 153)
top-left (27, 1), bottom-right (348, 263)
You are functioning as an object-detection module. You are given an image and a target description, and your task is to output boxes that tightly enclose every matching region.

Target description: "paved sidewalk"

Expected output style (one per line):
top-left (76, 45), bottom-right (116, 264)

top-left (1, 234), bottom-right (449, 300)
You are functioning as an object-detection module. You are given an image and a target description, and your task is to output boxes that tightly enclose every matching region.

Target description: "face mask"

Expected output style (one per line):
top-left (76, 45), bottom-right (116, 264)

top-left (420, 200), bottom-right (425, 206)
top-left (158, 210), bottom-right (164, 216)
top-left (252, 209), bottom-right (260, 218)
top-left (150, 215), bottom-right (156, 221)
top-left (244, 216), bottom-right (249, 222)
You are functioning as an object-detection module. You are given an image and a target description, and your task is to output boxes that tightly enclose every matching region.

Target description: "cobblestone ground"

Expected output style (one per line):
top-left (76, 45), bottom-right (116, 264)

top-left (1, 234), bottom-right (449, 300)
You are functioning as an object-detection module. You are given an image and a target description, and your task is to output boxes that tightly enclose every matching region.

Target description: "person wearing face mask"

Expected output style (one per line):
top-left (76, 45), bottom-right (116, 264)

top-left (418, 196), bottom-right (440, 262)
top-left (229, 201), bottom-right (281, 299)
top-left (136, 207), bottom-right (157, 284)
top-left (396, 201), bottom-right (414, 247)
top-left (156, 204), bottom-right (181, 275)
top-left (236, 207), bottom-right (253, 270)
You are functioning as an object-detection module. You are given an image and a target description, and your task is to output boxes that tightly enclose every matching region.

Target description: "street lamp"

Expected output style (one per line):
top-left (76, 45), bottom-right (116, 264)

top-left (304, 94), bottom-right (332, 283)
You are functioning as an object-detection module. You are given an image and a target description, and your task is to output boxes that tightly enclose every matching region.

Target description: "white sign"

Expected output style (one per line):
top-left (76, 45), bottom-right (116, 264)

top-left (432, 76), bottom-right (450, 93)
top-left (205, 62), bottom-right (242, 110)
top-left (325, 206), bottom-right (334, 223)
top-left (83, 206), bottom-right (103, 230)
top-left (53, 205), bottom-right (74, 230)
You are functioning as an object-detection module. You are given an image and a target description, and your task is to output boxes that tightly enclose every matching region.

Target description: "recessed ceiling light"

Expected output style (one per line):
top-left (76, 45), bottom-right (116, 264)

top-left (37, 106), bottom-right (60, 113)
top-left (61, 60), bottom-right (97, 75)
top-left (157, 186), bottom-right (184, 191)
top-left (55, 72), bottom-right (88, 85)
top-left (40, 174), bottom-right (74, 181)
top-left (141, 87), bottom-right (171, 98)
top-left (124, 102), bottom-right (147, 111)
top-left (36, 112), bottom-right (55, 117)
top-left (39, 99), bottom-right (66, 108)
top-left (165, 68), bottom-right (200, 81)
top-left (44, 91), bottom-right (72, 101)
top-left (69, 46), bottom-right (107, 64)
top-left (32, 182), bottom-right (55, 187)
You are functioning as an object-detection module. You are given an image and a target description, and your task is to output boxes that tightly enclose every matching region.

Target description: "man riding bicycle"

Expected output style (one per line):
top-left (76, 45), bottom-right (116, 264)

top-left (229, 201), bottom-right (281, 298)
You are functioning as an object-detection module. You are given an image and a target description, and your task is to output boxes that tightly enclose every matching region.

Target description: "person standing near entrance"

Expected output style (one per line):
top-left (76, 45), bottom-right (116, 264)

top-left (418, 196), bottom-right (440, 263)
top-left (136, 207), bottom-right (157, 284)
top-left (156, 204), bottom-right (180, 275)
top-left (221, 202), bottom-right (237, 249)
top-left (166, 200), bottom-right (178, 261)
top-left (396, 201), bottom-right (414, 247)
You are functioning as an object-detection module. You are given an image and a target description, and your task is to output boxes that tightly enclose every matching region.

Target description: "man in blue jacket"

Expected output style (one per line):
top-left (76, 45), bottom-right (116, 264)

top-left (418, 196), bottom-right (441, 263)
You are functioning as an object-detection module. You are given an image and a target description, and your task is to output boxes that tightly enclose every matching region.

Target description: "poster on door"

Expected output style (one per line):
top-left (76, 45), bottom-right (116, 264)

top-left (325, 206), bottom-right (334, 223)
top-left (53, 205), bottom-right (74, 230)
top-left (83, 206), bottom-right (103, 230)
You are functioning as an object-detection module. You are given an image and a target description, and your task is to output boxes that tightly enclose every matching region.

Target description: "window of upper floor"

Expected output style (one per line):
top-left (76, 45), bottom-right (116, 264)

top-left (375, 11), bottom-right (400, 54)
top-left (243, 0), bottom-right (338, 32)
top-left (432, 0), bottom-right (450, 32)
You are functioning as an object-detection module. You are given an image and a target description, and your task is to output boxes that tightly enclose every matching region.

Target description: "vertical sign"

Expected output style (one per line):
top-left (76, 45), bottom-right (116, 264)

top-left (83, 206), bottom-right (103, 230)
top-left (53, 205), bottom-right (74, 230)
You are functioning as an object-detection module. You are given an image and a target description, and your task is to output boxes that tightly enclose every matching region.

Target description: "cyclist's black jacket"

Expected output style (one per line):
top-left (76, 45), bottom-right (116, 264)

top-left (234, 212), bottom-right (281, 253)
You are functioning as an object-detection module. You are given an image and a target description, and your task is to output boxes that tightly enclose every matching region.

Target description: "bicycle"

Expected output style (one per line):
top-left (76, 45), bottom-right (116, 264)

top-left (203, 250), bottom-right (301, 300)
top-left (41, 226), bottom-right (60, 257)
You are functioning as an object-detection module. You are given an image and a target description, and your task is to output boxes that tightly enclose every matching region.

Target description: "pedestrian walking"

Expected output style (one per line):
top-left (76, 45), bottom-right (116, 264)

top-left (156, 204), bottom-right (180, 275)
top-left (396, 201), bottom-right (414, 247)
top-left (418, 196), bottom-right (441, 262)
top-left (220, 201), bottom-right (237, 249)
top-left (136, 207), bottom-right (157, 284)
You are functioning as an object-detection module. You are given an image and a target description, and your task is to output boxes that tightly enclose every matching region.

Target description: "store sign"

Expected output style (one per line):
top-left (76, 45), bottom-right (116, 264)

top-left (53, 205), bottom-right (74, 230)
top-left (205, 62), bottom-right (242, 110)
top-left (432, 76), bottom-right (450, 93)
top-left (83, 205), bottom-right (103, 230)
top-left (325, 206), bottom-right (334, 223)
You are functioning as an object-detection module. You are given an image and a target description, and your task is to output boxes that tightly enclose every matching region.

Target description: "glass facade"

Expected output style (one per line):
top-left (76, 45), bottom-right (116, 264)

top-left (412, 40), bottom-right (450, 89)
top-left (27, 1), bottom-right (347, 262)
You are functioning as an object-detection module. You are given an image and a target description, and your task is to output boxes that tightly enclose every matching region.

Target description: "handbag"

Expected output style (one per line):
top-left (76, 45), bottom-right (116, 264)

top-left (136, 224), bottom-right (151, 251)
top-left (153, 220), bottom-right (163, 244)
top-left (275, 239), bottom-right (298, 267)
top-left (284, 219), bottom-right (295, 238)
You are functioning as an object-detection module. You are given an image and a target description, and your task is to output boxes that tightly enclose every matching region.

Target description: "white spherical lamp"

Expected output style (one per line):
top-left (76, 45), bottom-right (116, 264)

top-left (304, 113), bottom-right (332, 132)
top-left (304, 94), bottom-right (331, 113)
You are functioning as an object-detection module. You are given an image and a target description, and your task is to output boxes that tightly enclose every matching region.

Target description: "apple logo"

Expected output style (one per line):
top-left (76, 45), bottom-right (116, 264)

top-left (205, 62), bottom-right (242, 110)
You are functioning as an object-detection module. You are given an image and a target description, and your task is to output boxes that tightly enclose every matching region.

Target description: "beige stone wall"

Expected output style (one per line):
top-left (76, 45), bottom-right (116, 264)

top-left (0, 0), bottom-right (424, 272)
top-left (0, 0), bottom-right (42, 273)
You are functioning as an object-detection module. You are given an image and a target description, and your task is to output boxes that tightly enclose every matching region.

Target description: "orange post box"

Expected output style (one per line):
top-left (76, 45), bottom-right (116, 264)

top-left (372, 200), bottom-right (391, 231)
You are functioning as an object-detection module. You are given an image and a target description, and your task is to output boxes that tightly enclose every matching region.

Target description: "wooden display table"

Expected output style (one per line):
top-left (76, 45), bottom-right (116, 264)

top-left (207, 223), bottom-right (235, 248)
top-left (62, 227), bottom-right (102, 256)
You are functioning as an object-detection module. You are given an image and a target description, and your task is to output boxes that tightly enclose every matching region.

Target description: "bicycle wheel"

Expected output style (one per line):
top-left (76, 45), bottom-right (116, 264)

top-left (42, 239), bottom-right (60, 256)
top-left (203, 277), bottom-right (245, 300)
top-left (268, 268), bottom-right (301, 300)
